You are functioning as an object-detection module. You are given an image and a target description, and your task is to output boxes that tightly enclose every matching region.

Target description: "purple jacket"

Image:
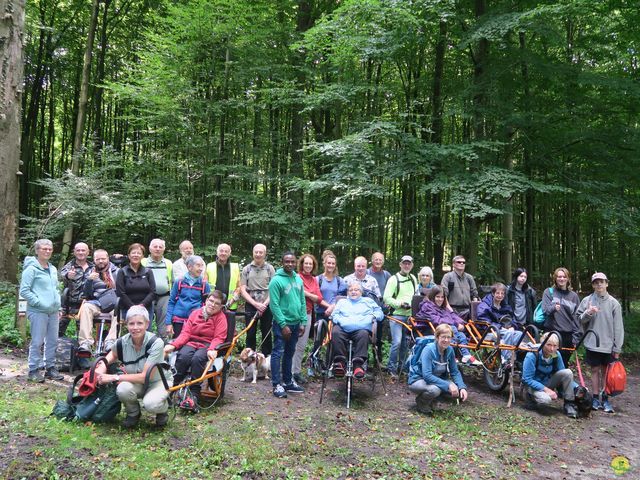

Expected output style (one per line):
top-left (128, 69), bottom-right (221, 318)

top-left (416, 299), bottom-right (465, 328)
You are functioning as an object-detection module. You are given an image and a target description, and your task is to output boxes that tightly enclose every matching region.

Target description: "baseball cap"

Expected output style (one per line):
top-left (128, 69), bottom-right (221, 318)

top-left (591, 272), bottom-right (608, 283)
top-left (400, 255), bottom-right (413, 263)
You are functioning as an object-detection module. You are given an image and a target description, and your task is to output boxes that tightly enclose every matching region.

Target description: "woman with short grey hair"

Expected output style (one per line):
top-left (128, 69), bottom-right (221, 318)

top-left (19, 239), bottom-right (64, 382)
top-left (165, 255), bottom-right (211, 338)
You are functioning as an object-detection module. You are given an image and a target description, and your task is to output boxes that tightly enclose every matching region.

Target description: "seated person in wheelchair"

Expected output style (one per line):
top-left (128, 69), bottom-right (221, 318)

top-left (476, 283), bottom-right (524, 362)
top-left (330, 282), bottom-right (383, 379)
top-left (416, 286), bottom-right (481, 366)
top-left (77, 249), bottom-right (119, 354)
top-left (163, 290), bottom-right (228, 410)
top-left (521, 332), bottom-right (578, 418)
top-left (408, 324), bottom-right (468, 415)
top-left (95, 305), bottom-right (172, 428)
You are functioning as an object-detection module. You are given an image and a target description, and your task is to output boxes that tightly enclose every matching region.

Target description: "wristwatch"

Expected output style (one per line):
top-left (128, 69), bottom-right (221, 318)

top-left (114, 374), bottom-right (121, 383)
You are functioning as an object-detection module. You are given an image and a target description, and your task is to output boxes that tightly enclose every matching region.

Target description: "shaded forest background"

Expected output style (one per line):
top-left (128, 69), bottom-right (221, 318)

top-left (16, 0), bottom-right (640, 308)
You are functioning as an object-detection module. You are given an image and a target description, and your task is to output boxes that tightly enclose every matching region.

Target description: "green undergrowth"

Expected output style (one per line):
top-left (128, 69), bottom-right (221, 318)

top-left (0, 381), bottom-right (570, 480)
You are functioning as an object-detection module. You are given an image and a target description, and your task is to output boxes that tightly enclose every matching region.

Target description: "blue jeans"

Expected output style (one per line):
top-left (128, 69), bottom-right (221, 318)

top-left (453, 330), bottom-right (472, 357)
top-left (271, 321), bottom-right (300, 387)
top-left (27, 310), bottom-right (59, 371)
top-left (500, 328), bottom-right (524, 361)
top-left (388, 315), bottom-right (409, 374)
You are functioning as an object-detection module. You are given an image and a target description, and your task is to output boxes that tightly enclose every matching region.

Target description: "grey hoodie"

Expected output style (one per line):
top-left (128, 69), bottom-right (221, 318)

top-left (577, 292), bottom-right (624, 354)
top-left (19, 256), bottom-right (61, 314)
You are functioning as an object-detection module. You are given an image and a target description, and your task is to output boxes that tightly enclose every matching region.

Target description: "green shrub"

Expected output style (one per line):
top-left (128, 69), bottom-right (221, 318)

top-left (0, 282), bottom-right (23, 346)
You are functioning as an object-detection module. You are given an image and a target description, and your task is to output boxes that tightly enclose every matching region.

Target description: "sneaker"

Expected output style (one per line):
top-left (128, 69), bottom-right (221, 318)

top-left (155, 412), bottom-right (169, 427)
top-left (293, 373), bottom-right (307, 385)
top-left (284, 381), bottom-right (305, 394)
top-left (27, 370), bottom-right (45, 383)
top-left (564, 402), bottom-right (578, 419)
top-left (602, 399), bottom-right (615, 414)
top-left (273, 384), bottom-right (288, 398)
top-left (122, 413), bottom-right (141, 428)
top-left (333, 362), bottom-right (345, 378)
top-left (592, 397), bottom-right (603, 411)
top-left (354, 367), bottom-right (366, 379)
top-left (461, 355), bottom-right (482, 366)
top-left (45, 367), bottom-right (64, 381)
top-left (178, 395), bottom-right (200, 413)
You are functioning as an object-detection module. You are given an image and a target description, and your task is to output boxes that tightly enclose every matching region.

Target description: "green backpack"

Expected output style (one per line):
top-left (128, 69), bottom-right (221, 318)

top-left (52, 359), bottom-right (121, 423)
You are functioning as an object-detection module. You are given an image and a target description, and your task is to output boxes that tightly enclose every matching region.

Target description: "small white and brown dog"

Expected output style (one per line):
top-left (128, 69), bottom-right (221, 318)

top-left (239, 348), bottom-right (271, 383)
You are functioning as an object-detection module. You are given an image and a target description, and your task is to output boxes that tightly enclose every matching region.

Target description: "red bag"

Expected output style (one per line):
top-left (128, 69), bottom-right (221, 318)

top-left (77, 369), bottom-right (99, 397)
top-left (605, 360), bottom-right (626, 397)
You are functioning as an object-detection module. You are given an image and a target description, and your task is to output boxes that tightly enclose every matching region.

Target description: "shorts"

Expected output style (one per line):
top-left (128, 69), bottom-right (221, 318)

top-left (584, 349), bottom-right (613, 367)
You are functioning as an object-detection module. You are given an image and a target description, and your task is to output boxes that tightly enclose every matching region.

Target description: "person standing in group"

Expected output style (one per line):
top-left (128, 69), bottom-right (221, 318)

top-left (268, 252), bottom-right (307, 398)
top-left (367, 252), bottom-right (391, 361)
top-left (293, 253), bottom-right (333, 385)
top-left (506, 267), bottom-right (537, 328)
top-left (313, 252), bottom-right (347, 357)
top-left (440, 255), bottom-right (478, 320)
top-left (20, 239), bottom-right (64, 382)
top-left (205, 243), bottom-right (241, 333)
top-left (344, 256), bottom-right (381, 300)
top-left (240, 244), bottom-right (276, 356)
top-left (116, 243), bottom-right (156, 322)
top-left (416, 266), bottom-right (436, 294)
top-left (577, 272), bottom-right (624, 413)
top-left (59, 242), bottom-right (93, 336)
top-left (383, 255), bottom-right (418, 377)
top-left (172, 240), bottom-right (196, 281)
top-left (541, 267), bottom-right (581, 366)
top-left (142, 238), bottom-right (173, 340)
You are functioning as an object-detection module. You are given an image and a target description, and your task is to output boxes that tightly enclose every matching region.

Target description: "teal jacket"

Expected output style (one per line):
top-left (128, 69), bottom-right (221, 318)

top-left (268, 268), bottom-right (307, 328)
top-left (19, 256), bottom-right (61, 314)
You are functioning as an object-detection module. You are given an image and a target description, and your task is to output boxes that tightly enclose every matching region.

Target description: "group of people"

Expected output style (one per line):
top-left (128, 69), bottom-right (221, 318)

top-left (19, 239), bottom-right (624, 427)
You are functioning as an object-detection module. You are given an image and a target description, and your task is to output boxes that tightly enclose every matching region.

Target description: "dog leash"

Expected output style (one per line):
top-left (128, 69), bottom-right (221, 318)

top-left (575, 354), bottom-right (586, 387)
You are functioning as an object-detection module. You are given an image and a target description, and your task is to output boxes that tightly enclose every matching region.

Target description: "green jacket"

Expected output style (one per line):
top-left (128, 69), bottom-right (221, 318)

top-left (268, 268), bottom-right (307, 328)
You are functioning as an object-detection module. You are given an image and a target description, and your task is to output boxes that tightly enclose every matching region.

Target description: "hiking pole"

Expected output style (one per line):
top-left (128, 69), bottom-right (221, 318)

top-left (507, 349), bottom-right (515, 408)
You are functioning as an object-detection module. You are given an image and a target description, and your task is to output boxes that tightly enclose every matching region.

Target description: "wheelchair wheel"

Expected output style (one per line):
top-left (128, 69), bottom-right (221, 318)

top-left (483, 355), bottom-right (509, 392)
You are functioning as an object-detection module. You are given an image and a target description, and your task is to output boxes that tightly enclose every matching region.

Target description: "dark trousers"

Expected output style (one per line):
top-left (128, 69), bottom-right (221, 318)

top-left (174, 345), bottom-right (209, 395)
top-left (331, 325), bottom-right (369, 366)
top-left (245, 304), bottom-right (273, 356)
top-left (172, 321), bottom-right (184, 339)
top-left (558, 331), bottom-right (575, 366)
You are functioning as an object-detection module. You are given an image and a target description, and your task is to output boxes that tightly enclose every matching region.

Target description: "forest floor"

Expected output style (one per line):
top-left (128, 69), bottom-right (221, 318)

top-left (0, 346), bottom-right (637, 480)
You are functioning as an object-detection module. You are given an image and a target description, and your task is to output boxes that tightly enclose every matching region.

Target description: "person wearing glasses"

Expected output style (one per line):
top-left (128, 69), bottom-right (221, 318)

top-left (440, 255), bottom-right (478, 320)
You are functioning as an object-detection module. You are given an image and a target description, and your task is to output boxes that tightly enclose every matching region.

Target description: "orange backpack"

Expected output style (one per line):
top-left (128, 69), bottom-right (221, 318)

top-left (605, 360), bottom-right (627, 397)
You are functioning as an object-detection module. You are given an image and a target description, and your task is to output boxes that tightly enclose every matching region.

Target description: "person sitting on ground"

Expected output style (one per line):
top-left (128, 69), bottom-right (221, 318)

top-left (163, 290), bottom-right (228, 410)
top-left (165, 255), bottom-right (210, 339)
top-left (407, 324), bottom-right (468, 415)
top-left (77, 249), bottom-right (119, 354)
top-left (416, 266), bottom-right (436, 294)
top-left (415, 287), bottom-right (482, 366)
top-left (95, 306), bottom-right (172, 428)
top-left (330, 282), bottom-right (384, 379)
top-left (521, 332), bottom-right (578, 418)
top-left (476, 283), bottom-right (525, 362)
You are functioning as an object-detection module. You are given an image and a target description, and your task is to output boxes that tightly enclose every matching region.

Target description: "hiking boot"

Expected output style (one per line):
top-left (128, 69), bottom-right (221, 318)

top-left (156, 412), bottom-right (169, 427)
top-left (28, 370), bottom-right (45, 383)
top-left (122, 413), bottom-right (141, 428)
top-left (602, 398), bottom-right (615, 414)
top-left (353, 366), bottom-right (366, 379)
top-left (333, 362), bottom-right (345, 378)
top-left (77, 344), bottom-right (92, 355)
top-left (45, 367), bottom-right (64, 381)
top-left (273, 384), bottom-right (288, 398)
top-left (564, 402), bottom-right (578, 419)
top-left (592, 397), bottom-right (603, 410)
top-left (284, 381), bottom-right (304, 394)
top-left (293, 373), bottom-right (307, 385)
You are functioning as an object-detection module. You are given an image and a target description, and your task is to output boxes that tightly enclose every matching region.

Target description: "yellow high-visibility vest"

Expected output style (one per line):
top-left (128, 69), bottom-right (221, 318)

top-left (205, 262), bottom-right (241, 310)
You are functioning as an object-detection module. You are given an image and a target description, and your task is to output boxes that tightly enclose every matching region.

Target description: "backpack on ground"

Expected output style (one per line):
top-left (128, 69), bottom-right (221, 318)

top-left (51, 358), bottom-right (121, 423)
top-left (533, 287), bottom-right (553, 327)
top-left (55, 336), bottom-right (79, 372)
top-left (404, 335), bottom-right (435, 375)
top-left (605, 360), bottom-right (626, 397)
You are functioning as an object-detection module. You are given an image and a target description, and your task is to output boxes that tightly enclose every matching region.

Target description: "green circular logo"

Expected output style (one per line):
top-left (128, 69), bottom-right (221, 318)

top-left (611, 456), bottom-right (630, 476)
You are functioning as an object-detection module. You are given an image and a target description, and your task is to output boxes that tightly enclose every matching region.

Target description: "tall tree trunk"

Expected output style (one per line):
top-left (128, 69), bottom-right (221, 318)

top-left (0, 0), bottom-right (24, 283)
top-left (60, 0), bottom-right (100, 265)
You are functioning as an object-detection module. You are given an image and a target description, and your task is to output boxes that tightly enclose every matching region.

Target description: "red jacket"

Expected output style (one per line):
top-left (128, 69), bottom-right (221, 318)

top-left (300, 273), bottom-right (323, 314)
top-left (171, 308), bottom-right (228, 351)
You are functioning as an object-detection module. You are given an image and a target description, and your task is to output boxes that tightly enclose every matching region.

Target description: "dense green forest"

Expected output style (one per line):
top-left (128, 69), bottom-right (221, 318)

top-left (14, 0), bottom-right (640, 305)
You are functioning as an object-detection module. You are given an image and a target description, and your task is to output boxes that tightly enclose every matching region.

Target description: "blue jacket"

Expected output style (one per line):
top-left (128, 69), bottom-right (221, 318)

top-left (19, 256), bottom-right (61, 314)
top-left (476, 293), bottom-right (517, 330)
top-left (165, 274), bottom-right (211, 325)
top-left (522, 350), bottom-right (566, 391)
top-left (408, 342), bottom-right (466, 392)
top-left (331, 296), bottom-right (383, 333)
